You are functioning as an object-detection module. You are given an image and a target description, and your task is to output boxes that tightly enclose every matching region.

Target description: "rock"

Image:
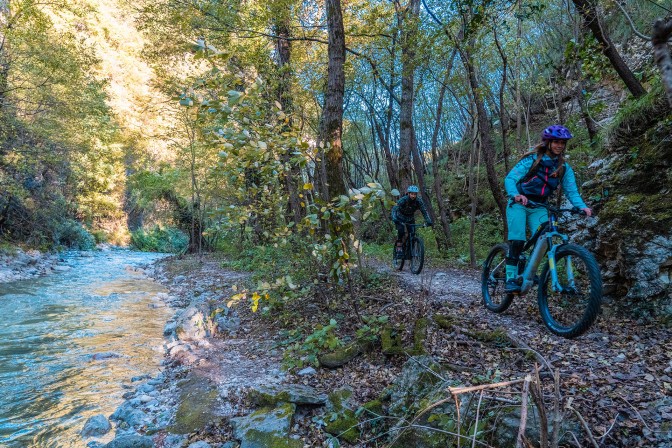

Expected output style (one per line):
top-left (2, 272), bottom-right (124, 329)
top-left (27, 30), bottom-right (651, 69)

top-left (103, 435), bottom-right (154, 448)
top-left (248, 384), bottom-right (327, 406)
top-left (81, 414), bottom-right (112, 438)
top-left (110, 402), bottom-right (147, 428)
top-left (162, 434), bottom-right (188, 448)
top-left (170, 373), bottom-right (220, 434)
top-left (136, 383), bottom-right (155, 394)
top-left (297, 367), bottom-right (317, 376)
top-left (231, 402), bottom-right (301, 448)
top-left (175, 304), bottom-right (218, 341)
top-left (323, 389), bottom-right (359, 444)
top-left (188, 442), bottom-right (211, 448)
top-left (91, 352), bottom-right (122, 361)
top-left (164, 321), bottom-right (177, 336)
top-left (131, 374), bottom-right (150, 382)
top-left (216, 314), bottom-right (241, 336)
top-left (318, 339), bottom-right (372, 368)
top-left (173, 275), bottom-right (187, 284)
top-left (494, 406), bottom-right (580, 447)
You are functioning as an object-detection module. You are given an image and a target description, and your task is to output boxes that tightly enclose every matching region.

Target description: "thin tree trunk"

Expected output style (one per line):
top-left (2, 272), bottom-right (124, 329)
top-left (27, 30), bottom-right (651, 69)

top-left (652, 18), bottom-right (672, 107)
top-left (397, 0), bottom-right (420, 190)
top-left (316, 0), bottom-right (347, 199)
top-left (493, 27), bottom-right (510, 172)
top-left (459, 39), bottom-right (508, 235)
top-left (571, 0), bottom-right (646, 98)
top-left (274, 15), bottom-right (303, 224)
top-left (430, 59), bottom-right (455, 245)
top-left (468, 122), bottom-right (478, 269)
top-left (0, 0), bottom-right (11, 112)
top-left (515, 0), bottom-right (523, 154)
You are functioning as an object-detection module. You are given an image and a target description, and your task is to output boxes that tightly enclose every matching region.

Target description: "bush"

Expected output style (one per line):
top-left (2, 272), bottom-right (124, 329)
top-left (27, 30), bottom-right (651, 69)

top-left (53, 219), bottom-right (96, 250)
top-left (130, 226), bottom-right (189, 253)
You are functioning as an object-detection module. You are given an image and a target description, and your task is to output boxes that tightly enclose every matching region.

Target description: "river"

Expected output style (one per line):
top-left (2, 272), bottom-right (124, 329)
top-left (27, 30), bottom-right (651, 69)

top-left (0, 249), bottom-right (171, 447)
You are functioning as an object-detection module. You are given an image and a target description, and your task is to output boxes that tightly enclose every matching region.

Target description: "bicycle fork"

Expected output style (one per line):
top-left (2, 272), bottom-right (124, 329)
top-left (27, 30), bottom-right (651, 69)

top-left (547, 243), bottom-right (575, 294)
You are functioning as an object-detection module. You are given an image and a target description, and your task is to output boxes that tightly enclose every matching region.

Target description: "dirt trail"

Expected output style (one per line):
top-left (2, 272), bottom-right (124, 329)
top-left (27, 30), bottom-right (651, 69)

top-left (389, 263), bottom-right (672, 447)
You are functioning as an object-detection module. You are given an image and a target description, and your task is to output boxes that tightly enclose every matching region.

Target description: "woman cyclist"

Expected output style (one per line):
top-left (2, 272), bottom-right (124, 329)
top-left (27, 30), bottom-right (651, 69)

top-left (504, 125), bottom-right (592, 293)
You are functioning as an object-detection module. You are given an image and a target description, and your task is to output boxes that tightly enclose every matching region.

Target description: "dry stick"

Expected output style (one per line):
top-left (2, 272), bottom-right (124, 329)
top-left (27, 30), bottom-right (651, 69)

top-left (551, 370), bottom-right (561, 448)
top-left (449, 378), bottom-right (527, 395)
top-left (516, 375), bottom-right (532, 448)
top-left (456, 394), bottom-right (462, 448)
top-left (505, 331), bottom-right (553, 371)
top-left (599, 413), bottom-right (621, 445)
top-left (617, 395), bottom-right (653, 432)
top-left (471, 390), bottom-right (485, 448)
top-left (566, 405), bottom-right (599, 448)
top-left (531, 366), bottom-right (549, 448)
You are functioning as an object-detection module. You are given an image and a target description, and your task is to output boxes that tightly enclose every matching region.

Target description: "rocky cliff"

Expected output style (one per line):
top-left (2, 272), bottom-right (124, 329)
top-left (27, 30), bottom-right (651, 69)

top-left (579, 86), bottom-right (672, 307)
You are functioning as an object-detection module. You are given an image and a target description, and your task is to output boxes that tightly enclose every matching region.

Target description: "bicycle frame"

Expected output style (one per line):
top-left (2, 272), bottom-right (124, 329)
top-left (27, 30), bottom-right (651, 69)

top-left (517, 209), bottom-right (573, 295)
top-left (400, 223), bottom-right (423, 257)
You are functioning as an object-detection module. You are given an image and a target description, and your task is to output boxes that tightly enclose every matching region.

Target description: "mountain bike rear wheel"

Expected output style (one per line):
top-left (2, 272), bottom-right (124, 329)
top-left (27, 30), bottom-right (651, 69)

top-left (538, 244), bottom-right (602, 338)
top-left (410, 236), bottom-right (425, 274)
top-left (481, 243), bottom-right (514, 313)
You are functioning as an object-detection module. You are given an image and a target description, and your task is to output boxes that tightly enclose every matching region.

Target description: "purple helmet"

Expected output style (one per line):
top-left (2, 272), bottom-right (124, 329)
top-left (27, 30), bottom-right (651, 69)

top-left (542, 125), bottom-right (573, 141)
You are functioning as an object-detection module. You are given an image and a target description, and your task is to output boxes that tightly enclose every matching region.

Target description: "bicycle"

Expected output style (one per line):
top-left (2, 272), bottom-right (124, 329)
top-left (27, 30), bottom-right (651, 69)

top-left (392, 223), bottom-right (427, 274)
top-left (481, 201), bottom-right (602, 338)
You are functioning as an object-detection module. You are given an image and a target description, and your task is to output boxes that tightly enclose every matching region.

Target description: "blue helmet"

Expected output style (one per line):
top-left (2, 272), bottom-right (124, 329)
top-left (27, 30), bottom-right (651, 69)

top-left (407, 185), bottom-right (420, 193)
top-left (542, 125), bottom-right (573, 141)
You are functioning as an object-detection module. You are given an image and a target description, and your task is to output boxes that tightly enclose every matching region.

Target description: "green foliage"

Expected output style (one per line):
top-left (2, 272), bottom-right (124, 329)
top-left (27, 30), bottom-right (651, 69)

top-left (130, 226), bottom-right (189, 253)
top-left (355, 315), bottom-right (389, 343)
top-left (283, 319), bottom-right (343, 369)
top-left (443, 215), bottom-right (503, 265)
top-left (52, 220), bottom-right (96, 250)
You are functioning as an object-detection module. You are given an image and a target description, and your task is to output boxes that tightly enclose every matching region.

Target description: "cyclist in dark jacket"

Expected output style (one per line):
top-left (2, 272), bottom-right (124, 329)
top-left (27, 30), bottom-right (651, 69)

top-left (504, 125), bottom-right (592, 293)
top-left (391, 185), bottom-right (432, 256)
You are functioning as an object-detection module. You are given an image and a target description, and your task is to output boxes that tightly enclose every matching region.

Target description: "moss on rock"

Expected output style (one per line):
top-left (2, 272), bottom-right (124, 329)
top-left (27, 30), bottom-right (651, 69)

top-left (381, 326), bottom-right (404, 355)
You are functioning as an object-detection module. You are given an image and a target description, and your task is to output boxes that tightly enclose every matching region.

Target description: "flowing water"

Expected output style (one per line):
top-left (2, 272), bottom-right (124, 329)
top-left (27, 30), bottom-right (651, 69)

top-left (0, 249), bottom-right (171, 447)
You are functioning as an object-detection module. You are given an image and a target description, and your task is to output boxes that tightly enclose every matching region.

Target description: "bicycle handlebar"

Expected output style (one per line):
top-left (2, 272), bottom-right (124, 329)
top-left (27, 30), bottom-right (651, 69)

top-left (526, 200), bottom-right (587, 216)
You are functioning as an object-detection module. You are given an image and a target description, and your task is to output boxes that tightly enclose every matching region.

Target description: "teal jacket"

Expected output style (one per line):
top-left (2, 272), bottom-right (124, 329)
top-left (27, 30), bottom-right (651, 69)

top-left (504, 154), bottom-right (587, 209)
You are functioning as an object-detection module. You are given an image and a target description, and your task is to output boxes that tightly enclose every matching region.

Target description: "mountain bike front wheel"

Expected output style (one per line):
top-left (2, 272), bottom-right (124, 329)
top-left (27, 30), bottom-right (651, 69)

top-left (538, 244), bottom-right (602, 338)
top-left (392, 245), bottom-right (405, 271)
top-left (410, 236), bottom-right (424, 274)
top-left (481, 243), bottom-right (515, 313)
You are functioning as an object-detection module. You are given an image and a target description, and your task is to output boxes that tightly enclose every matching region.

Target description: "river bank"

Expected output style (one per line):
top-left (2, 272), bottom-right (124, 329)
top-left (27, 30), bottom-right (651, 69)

top-left (0, 247), bottom-right (61, 283)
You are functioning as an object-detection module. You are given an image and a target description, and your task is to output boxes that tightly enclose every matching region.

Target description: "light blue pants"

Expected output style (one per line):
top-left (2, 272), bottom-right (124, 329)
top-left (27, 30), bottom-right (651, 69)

top-left (506, 203), bottom-right (548, 241)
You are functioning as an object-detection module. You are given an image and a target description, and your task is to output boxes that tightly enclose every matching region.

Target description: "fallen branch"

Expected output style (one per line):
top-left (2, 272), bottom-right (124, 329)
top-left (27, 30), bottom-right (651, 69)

top-left (617, 394), bottom-right (653, 432)
top-left (449, 378), bottom-right (527, 395)
top-left (566, 404), bottom-right (599, 448)
top-left (516, 375), bottom-right (532, 448)
top-left (505, 331), bottom-right (553, 371)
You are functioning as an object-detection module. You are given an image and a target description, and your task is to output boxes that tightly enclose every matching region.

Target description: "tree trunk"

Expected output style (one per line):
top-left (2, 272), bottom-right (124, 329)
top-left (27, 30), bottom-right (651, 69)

top-left (652, 18), bottom-right (672, 107)
top-left (571, 0), bottom-right (646, 98)
top-left (493, 27), bottom-right (510, 173)
top-left (468, 122), bottom-right (478, 269)
top-left (430, 56), bottom-right (456, 245)
top-left (316, 0), bottom-right (347, 199)
top-left (273, 14), bottom-right (303, 223)
top-left (460, 40), bottom-right (508, 235)
top-left (397, 0), bottom-right (420, 190)
top-left (0, 0), bottom-right (11, 112)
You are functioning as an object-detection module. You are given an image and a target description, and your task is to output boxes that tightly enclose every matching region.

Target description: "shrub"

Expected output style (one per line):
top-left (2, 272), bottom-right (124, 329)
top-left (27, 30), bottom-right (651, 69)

top-left (53, 219), bottom-right (96, 250)
top-left (130, 225), bottom-right (188, 253)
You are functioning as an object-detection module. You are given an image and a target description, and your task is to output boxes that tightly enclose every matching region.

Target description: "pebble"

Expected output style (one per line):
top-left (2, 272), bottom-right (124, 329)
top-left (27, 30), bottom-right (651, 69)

top-left (298, 367), bottom-right (317, 376)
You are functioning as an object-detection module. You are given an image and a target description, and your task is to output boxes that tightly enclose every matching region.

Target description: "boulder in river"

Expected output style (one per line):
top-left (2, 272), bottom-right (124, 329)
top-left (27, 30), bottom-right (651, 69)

top-left (80, 414), bottom-right (112, 438)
